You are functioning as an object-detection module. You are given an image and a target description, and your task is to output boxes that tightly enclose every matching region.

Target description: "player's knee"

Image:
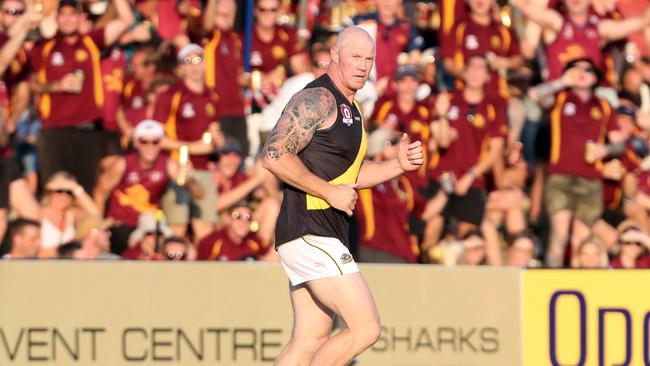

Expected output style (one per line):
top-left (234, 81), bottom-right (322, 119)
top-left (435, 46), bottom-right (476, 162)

top-left (290, 331), bottom-right (329, 354)
top-left (354, 320), bottom-right (382, 349)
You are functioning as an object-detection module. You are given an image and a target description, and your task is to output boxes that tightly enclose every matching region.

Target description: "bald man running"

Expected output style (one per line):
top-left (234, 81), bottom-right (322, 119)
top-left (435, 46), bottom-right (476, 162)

top-left (262, 26), bottom-right (424, 365)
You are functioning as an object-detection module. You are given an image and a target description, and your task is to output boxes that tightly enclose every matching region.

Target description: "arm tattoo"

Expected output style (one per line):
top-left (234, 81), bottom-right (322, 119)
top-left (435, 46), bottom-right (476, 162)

top-left (262, 87), bottom-right (336, 160)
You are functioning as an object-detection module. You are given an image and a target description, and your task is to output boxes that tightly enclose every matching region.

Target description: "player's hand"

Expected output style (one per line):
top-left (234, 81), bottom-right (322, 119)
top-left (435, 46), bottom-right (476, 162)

top-left (326, 183), bottom-right (358, 216)
top-left (56, 73), bottom-right (83, 93)
top-left (397, 133), bottom-right (424, 172)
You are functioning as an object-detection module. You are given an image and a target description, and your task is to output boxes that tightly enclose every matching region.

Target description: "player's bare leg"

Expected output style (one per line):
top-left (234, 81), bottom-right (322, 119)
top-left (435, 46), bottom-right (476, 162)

top-left (275, 284), bottom-right (334, 366)
top-left (307, 272), bottom-right (381, 366)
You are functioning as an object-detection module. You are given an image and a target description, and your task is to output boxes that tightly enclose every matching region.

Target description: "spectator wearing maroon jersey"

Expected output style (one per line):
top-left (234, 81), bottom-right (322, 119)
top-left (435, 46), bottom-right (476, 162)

top-left (122, 210), bottom-right (174, 260)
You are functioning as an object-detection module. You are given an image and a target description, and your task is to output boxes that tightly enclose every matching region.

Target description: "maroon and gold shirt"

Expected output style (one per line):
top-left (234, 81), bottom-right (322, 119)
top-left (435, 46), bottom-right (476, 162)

top-left (197, 227), bottom-right (269, 261)
top-left (372, 97), bottom-right (432, 185)
top-left (122, 76), bottom-right (148, 127)
top-left (356, 176), bottom-right (418, 263)
top-left (106, 152), bottom-right (169, 227)
top-left (603, 146), bottom-right (640, 210)
top-left (204, 29), bottom-right (245, 117)
top-left (101, 48), bottom-right (126, 131)
top-left (548, 90), bottom-right (618, 179)
top-left (247, 25), bottom-right (302, 74)
top-left (153, 81), bottom-right (220, 170)
top-left (29, 29), bottom-right (107, 128)
top-left (440, 17), bottom-right (520, 99)
top-left (546, 15), bottom-right (602, 81)
top-left (438, 0), bottom-right (467, 52)
top-left (435, 92), bottom-right (507, 188)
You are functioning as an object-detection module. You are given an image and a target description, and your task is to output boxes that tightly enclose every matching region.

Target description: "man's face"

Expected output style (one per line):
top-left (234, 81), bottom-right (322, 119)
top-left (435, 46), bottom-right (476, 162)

top-left (57, 6), bottom-right (82, 36)
top-left (578, 242), bottom-right (602, 268)
top-left (131, 51), bottom-right (155, 82)
top-left (254, 0), bottom-right (279, 29)
top-left (507, 237), bottom-right (535, 266)
top-left (215, 0), bottom-right (236, 30)
top-left (395, 75), bottom-right (419, 100)
top-left (565, 0), bottom-right (589, 15)
top-left (568, 61), bottom-right (597, 90)
top-left (376, 0), bottom-right (401, 20)
top-left (468, 0), bottom-right (494, 16)
top-left (0, 0), bottom-right (25, 30)
top-left (134, 135), bottom-right (162, 163)
top-left (13, 226), bottom-right (41, 258)
top-left (332, 39), bottom-right (374, 92)
top-left (163, 242), bottom-right (187, 260)
top-left (180, 51), bottom-right (205, 83)
top-left (218, 152), bottom-right (242, 179)
top-left (229, 207), bottom-right (252, 239)
top-left (464, 57), bottom-right (490, 89)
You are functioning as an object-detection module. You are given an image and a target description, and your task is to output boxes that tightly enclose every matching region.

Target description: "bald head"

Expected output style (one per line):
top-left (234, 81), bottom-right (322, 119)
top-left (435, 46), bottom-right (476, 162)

top-left (335, 26), bottom-right (375, 53)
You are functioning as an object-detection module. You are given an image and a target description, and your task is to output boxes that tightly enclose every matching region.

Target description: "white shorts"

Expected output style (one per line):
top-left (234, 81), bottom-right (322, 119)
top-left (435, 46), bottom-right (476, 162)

top-left (277, 235), bottom-right (360, 286)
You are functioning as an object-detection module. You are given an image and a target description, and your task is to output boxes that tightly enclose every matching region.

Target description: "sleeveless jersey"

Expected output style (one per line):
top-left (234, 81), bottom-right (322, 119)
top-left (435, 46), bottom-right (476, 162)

top-left (546, 15), bottom-right (602, 81)
top-left (275, 74), bottom-right (367, 247)
top-left (106, 152), bottom-right (169, 227)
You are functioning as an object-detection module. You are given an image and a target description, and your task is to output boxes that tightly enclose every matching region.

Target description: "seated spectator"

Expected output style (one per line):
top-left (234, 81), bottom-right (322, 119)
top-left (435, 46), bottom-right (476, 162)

top-left (122, 210), bottom-right (174, 260)
top-left (57, 241), bottom-right (83, 259)
top-left (162, 236), bottom-right (191, 261)
top-left (574, 236), bottom-right (609, 268)
top-left (1, 218), bottom-right (41, 259)
top-left (197, 201), bottom-right (271, 261)
top-left (458, 230), bottom-right (488, 266)
top-left (610, 220), bottom-right (650, 268)
top-left (506, 232), bottom-right (538, 267)
top-left (40, 171), bottom-right (100, 258)
top-left (355, 128), bottom-right (417, 263)
top-left (73, 216), bottom-right (120, 260)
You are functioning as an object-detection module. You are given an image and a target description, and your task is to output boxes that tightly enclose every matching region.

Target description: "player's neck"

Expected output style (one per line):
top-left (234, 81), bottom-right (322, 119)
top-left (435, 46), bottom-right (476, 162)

top-left (470, 12), bottom-right (491, 26)
top-left (137, 157), bottom-right (155, 170)
top-left (463, 87), bottom-right (484, 104)
top-left (327, 69), bottom-right (356, 103)
top-left (184, 78), bottom-right (204, 94)
top-left (255, 24), bottom-right (275, 42)
top-left (397, 96), bottom-right (415, 112)
top-left (569, 11), bottom-right (589, 25)
top-left (226, 228), bottom-right (244, 244)
top-left (572, 87), bottom-right (592, 102)
top-left (378, 12), bottom-right (396, 25)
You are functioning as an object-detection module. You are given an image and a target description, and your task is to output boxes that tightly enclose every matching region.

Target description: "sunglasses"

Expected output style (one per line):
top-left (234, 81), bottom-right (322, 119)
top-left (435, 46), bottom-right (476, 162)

top-left (571, 65), bottom-right (596, 74)
top-left (2, 8), bottom-right (24, 16)
top-left (257, 6), bottom-right (278, 13)
top-left (621, 241), bottom-right (642, 246)
top-left (165, 251), bottom-right (186, 260)
top-left (48, 189), bottom-right (73, 196)
top-left (138, 138), bottom-right (161, 145)
top-left (182, 56), bottom-right (203, 65)
top-left (231, 211), bottom-right (252, 221)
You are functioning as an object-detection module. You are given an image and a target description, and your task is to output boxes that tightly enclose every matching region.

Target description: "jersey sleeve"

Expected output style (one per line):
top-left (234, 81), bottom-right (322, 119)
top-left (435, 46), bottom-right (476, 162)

top-left (152, 89), bottom-right (174, 126)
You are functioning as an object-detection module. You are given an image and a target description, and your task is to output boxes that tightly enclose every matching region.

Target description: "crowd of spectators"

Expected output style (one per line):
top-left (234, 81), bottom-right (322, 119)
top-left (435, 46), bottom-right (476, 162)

top-left (1, 0), bottom-right (650, 269)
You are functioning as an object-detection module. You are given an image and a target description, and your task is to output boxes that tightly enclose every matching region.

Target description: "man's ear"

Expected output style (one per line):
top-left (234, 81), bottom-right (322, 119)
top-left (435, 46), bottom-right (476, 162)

top-left (331, 46), bottom-right (339, 64)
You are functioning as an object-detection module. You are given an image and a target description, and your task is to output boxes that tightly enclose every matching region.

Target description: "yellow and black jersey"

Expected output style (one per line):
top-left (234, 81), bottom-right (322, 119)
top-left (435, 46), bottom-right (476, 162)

top-left (275, 74), bottom-right (367, 248)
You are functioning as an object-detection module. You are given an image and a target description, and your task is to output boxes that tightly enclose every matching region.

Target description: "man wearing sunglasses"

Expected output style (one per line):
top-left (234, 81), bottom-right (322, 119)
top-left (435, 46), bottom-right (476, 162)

top-left (93, 120), bottom-right (189, 254)
top-left (529, 58), bottom-right (625, 267)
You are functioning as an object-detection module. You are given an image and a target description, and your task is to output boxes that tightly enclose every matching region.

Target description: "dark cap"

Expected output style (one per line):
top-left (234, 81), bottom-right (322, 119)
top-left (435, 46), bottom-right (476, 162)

top-left (220, 137), bottom-right (243, 156)
top-left (58, 0), bottom-right (83, 12)
top-left (394, 64), bottom-right (420, 80)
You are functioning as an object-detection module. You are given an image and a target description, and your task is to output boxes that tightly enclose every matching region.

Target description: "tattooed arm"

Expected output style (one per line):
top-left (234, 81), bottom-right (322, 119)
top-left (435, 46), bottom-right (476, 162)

top-left (262, 87), bottom-right (359, 216)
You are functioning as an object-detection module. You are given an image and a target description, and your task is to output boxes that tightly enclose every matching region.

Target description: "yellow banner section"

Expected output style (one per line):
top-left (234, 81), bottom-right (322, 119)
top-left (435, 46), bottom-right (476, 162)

top-left (0, 262), bottom-right (521, 366)
top-left (524, 270), bottom-right (650, 366)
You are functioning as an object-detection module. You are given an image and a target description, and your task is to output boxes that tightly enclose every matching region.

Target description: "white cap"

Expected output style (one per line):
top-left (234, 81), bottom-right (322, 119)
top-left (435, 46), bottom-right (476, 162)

top-left (133, 119), bottom-right (165, 139)
top-left (177, 43), bottom-right (203, 62)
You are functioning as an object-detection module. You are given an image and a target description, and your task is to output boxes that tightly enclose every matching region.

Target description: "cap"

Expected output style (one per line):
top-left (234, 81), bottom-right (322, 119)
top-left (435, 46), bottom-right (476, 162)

top-left (177, 43), bottom-right (203, 62)
top-left (74, 216), bottom-right (114, 241)
top-left (394, 64), bottom-right (420, 81)
top-left (220, 137), bottom-right (243, 156)
top-left (128, 211), bottom-right (173, 247)
top-left (58, 0), bottom-right (83, 12)
top-left (366, 128), bottom-right (402, 157)
top-left (133, 119), bottom-right (164, 140)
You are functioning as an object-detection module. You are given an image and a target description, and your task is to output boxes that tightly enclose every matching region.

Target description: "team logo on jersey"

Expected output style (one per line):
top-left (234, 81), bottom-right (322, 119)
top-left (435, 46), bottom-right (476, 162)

top-left (250, 51), bottom-right (262, 67)
top-left (490, 35), bottom-right (501, 49)
top-left (563, 102), bottom-right (577, 116)
top-left (272, 45), bottom-right (286, 60)
top-left (74, 49), bottom-right (88, 62)
top-left (51, 51), bottom-right (64, 66)
top-left (220, 42), bottom-right (229, 56)
top-left (131, 96), bottom-right (144, 109)
top-left (447, 105), bottom-right (460, 120)
top-left (410, 120), bottom-right (423, 133)
top-left (563, 25), bottom-right (574, 39)
top-left (340, 253), bottom-right (353, 265)
top-left (465, 34), bottom-right (479, 50)
top-left (206, 103), bottom-right (216, 117)
top-left (126, 171), bottom-right (140, 184)
top-left (149, 171), bottom-right (162, 182)
top-left (340, 104), bottom-right (353, 126)
top-left (472, 114), bottom-right (485, 128)
top-left (590, 106), bottom-right (602, 120)
top-left (181, 102), bottom-right (196, 118)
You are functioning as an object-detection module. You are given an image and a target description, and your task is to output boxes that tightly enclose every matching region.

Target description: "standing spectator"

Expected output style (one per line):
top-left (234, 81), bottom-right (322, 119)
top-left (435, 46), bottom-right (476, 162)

top-left (513, 0), bottom-right (650, 81)
top-left (153, 44), bottom-right (223, 241)
top-left (93, 120), bottom-right (189, 254)
top-left (528, 58), bottom-right (623, 267)
top-left (429, 56), bottom-right (506, 245)
top-left (73, 215), bottom-right (120, 259)
top-left (40, 171), bottom-right (100, 257)
top-left (355, 128), bottom-right (418, 263)
top-left (29, 0), bottom-right (134, 192)
top-left (197, 201), bottom-right (270, 261)
top-left (440, 0), bottom-right (523, 101)
top-left (202, 0), bottom-right (248, 156)
top-left (117, 44), bottom-right (157, 141)
top-left (353, 0), bottom-right (424, 97)
top-left (609, 220), bottom-right (650, 268)
top-left (1, 218), bottom-right (40, 259)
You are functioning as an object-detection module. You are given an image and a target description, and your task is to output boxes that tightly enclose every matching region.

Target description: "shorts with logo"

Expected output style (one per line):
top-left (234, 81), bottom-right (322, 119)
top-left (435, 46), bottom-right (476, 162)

top-left (277, 235), bottom-right (360, 286)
